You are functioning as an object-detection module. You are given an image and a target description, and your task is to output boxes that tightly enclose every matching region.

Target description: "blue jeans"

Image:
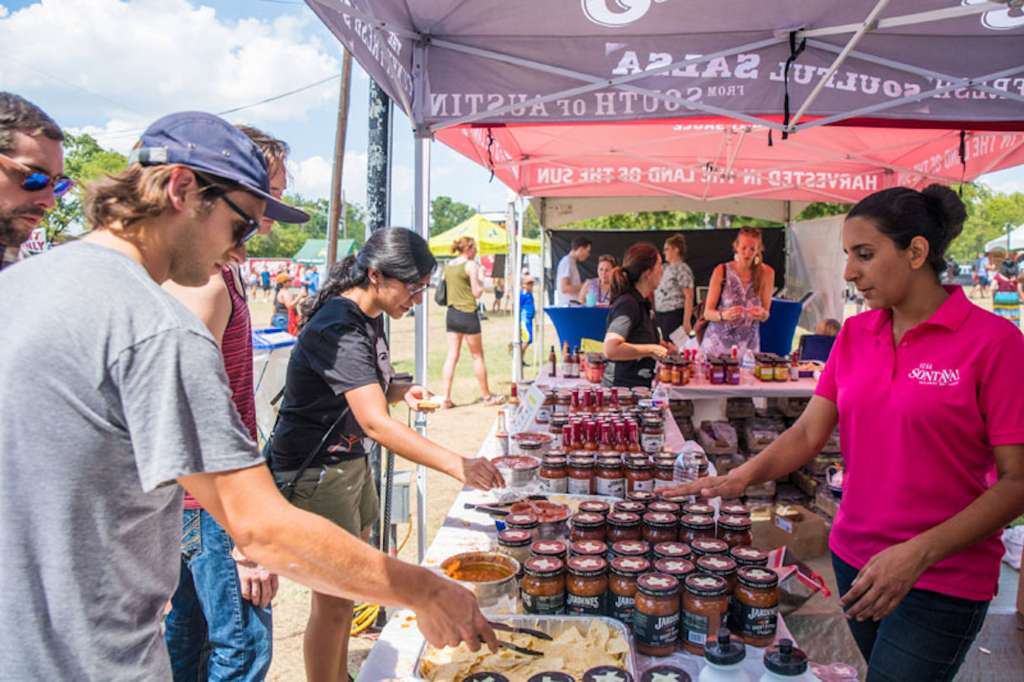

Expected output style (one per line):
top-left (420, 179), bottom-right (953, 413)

top-left (165, 510), bottom-right (272, 682)
top-left (832, 552), bottom-right (988, 682)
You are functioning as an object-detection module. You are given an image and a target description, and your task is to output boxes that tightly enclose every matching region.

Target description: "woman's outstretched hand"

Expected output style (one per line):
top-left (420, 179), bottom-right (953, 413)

top-left (459, 457), bottom-right (505, 490)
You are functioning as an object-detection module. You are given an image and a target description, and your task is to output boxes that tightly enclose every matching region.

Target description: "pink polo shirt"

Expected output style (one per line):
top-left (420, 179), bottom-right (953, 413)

top-left (816, 286), bottom-right (1024, 601)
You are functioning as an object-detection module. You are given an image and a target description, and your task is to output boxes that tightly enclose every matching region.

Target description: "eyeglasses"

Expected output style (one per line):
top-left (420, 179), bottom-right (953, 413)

top-left (405, 281), bottom-right (429, 297)
top-left (0, 153), bottom-right (74, 197)
top-left (215, 192), bottom-right (261, 247)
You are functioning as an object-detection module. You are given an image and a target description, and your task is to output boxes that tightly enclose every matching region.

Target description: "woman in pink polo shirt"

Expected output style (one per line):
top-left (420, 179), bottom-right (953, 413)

top-left (666, 184), bottom-right (1024, 681)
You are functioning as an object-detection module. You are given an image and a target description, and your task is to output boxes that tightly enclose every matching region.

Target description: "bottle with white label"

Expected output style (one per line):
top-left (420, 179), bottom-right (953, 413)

top-left (699, 629), bottom-right (750, 682)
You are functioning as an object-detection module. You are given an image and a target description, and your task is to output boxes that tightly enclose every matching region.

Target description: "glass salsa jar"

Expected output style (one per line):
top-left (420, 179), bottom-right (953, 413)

top-left (625, 461), bottom-right (656, 494)
top-left (566, 555), bottom-right (609, 616)
top-left (654, 557), bottom-right (696, 587)
top-left (567, 457), bottom-right (595, 495)
top-left (696, 554), bottom-right (738, 594)
top-left (773, 358), bottom-right (790, 382)
top-left (554, 390), bottom-right (572, 415)
top-left (497, 529), bottom-right (533, 577)
top-left (683, 502), bottom-right (715, 517)
top-left (570, 540), bottom-right (608, 559)
top-left (648, 500), bottom-right (681, 516)
top-left (725, 358), bottom-right (741, 385)
top-left (642, 512), bottom-right (679, 545)
top-left (521, 556), bottom-right (566, 615)
top-left (682, 573), bottom-right (729, 656)
top-left (633, 573), bottom-right (681, 657)
top-left (594, 458), bottom-right (626, 498)
top-left (640, 415), bottom-right (665, 455)
top-left (653, 459), bottom-right (676, 490)
top-left (733, 566), bottom-right (780, 647)
top-left (717, 514), bottom-right (753, 548)
top-left (608, 556), bottom-right (650, 626)
top-left (530, 539), bottom-right (568, 563)
top-left (680, 514), bottom-right (716, 544)
top-left (690, 537), bottom-right (730, 559)
top-left (550, 414), bottom-right (570, 446)
top-left (539, 456), bottom-right (568, 494)
top-left (658, 360), bottom-right (674, 384)
top-left (653, 541), bottom-right (692, 562)
top-left (606, 512), bottom-right (643, 546)
top-left (610, 540), bottom-right (649, 562)
top-left (537, 389), bottom-right (556, 423)
top-left (579, 500), bottom-right (611, 517)
top-left (505, 512), bottom-right (539, 539)
top-left (730, 545), bottom-right (769, 568)
top-left (720, 502), bottom-right (751, 519)
top-left (627, 489), bottom-right (657, 506)
top-left (614, 500), bottom-right (647, 515)
top-left (570, 512), bottom-right (606, 543)
top-left (709, 358), bottom-right (727, 385)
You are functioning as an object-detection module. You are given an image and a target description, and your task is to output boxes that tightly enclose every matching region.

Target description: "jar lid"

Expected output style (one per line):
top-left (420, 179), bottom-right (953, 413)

top-left (643, 512), bottom-right (678, 528)
top-left (568, 457), bottom-right (594, 469)
top-left (679, 514), bottom-right (714, 529)
top-left (497, 529), bottom-right (533, 547)
top-left (527, 673), bottom-right (574, 682)
top-left (606, 511), bottom-right (641, 527)
top-left (764, 640), bottom-right (809, 676)
top-left (462, 673), bottom-right (511, 682)
top-left (582, 666), bottom-right (633, 682)
top-left (647, 501), bottom-right (681, 514)
top-left (640, 666), bottom-right (691, 682)
top-left (720, 503), bottom-right (751, 516)
top-left (613, 501), bottom-right (646, 514)
top-left (684, 573), bottom-right (727, 597)
top-left (737, 566), bottom-right (779, 589)
top-left (571, 540), bottom-right (608, 556)
top-left (641, 415), bottom-right (663, 425)
top-left (513, 431), bottom-right (555, 444)
top-left (518, 440), bottom-right (545, 451)
top-left (505, 513), bottom-right (539, 527)
top-left (636, 572), bottom-right (680, 597)
top-left (611, 540), bottom-right (649, 557)
top-left (530, 540), bottom-right (567, 556)
top-left (682, 502), bottom-right (714, 516)
top-left (718, 514), bottom-right (752, 530)
top-left (567, 555), bottom-right (608, 577)
top-left (579, 501), bottom-right (610, 514)
top-left (653, 542), bottom-right (691, 558)
top-left (703, 628), bottom-right (745, 667)
top-left (610, 556), bottom-right (650, 576)
top-left (571, 512), bottom-right (606, 528)
top-left (696, 555), bottom-right (737, 575)
top-left (627, 491), bottom-right (656, 503)
top-left (654, 558), bottom-right (695, 577)
top-left (654, 460), bottom-right (676, 471)
top-left (729, 545), bottom-right (768, 565)
top-left (523, 556), bottom-right (564, 577)
top-left (626, 458), bottom-right (653, 470)
top-left (691, 538), bottom-right (729, 555)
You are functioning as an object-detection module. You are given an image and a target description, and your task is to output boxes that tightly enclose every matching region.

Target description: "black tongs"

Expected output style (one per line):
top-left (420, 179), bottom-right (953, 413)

top-left (464, 494), bottom-right (548, 516)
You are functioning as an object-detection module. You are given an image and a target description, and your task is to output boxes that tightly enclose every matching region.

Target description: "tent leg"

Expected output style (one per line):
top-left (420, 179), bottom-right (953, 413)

top-left (511, 199), bottom-right (523, 384)
top-left (413, 135), bottom-right (431, 564)
top-left (537, 225), bottom-right (547, 376)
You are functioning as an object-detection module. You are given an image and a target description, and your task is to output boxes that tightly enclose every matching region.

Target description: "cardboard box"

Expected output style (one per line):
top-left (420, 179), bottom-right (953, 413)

top-left (752, 504), bottom-right (829, 561)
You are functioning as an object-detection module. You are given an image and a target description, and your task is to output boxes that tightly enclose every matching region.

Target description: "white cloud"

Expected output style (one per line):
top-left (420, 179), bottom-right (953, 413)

top-left (287, 151), bottom-right (411, 209)
top-left (978, 166), bottom-right (1024, 195)
top-left (1, 0), bottom-right (339, 136)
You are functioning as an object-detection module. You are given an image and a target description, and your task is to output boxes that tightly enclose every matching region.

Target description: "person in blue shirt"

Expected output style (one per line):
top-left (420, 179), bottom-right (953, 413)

top-left (519, 274), bottom-right (536, 358)
top-left (308, 265), bottom-right (320, 295)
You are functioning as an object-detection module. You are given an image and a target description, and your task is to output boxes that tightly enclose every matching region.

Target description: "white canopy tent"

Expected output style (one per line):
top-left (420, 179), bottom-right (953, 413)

top-left (985, 224), bottom-right (1024, 253)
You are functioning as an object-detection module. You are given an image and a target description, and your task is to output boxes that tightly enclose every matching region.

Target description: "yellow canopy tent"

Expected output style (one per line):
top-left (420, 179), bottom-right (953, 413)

top-left (428, 213), bottom-right (540, 256)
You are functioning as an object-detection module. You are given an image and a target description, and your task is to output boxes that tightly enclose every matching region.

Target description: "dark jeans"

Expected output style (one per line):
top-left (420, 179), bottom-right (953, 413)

top-left (655, 308), bottom-right (685, 341)
top-left (832, 552), bottom-right (988, 682)
top-left (165, 510), bottom-right (273, 682)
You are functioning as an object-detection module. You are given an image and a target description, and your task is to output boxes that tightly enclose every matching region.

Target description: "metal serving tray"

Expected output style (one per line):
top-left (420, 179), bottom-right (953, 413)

top-left (414, 614), bottom-right (639, 680)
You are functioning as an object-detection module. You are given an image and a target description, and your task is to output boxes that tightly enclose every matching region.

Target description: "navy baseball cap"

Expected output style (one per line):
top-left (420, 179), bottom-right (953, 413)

top-left (127, 111), bottom-right (309, 224)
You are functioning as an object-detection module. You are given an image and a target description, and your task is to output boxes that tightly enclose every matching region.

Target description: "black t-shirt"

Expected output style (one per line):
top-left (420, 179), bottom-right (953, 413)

top-left (270, 297), bottom-right (392, 470)
top-left (603, 287), bottom-right (659, 388)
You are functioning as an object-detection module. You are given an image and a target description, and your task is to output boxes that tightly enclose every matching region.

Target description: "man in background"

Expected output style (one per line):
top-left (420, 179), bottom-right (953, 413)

top-left (555, 236), bottom-right (591, 306)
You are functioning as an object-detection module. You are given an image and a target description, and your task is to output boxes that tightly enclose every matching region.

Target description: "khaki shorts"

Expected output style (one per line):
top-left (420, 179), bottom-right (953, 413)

top-left (274, 458), bottom-right (380, 536)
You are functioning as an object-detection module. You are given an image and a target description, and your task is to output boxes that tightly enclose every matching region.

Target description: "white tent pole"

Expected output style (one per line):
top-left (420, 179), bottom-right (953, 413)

top-left (412, 135), bottom-right (431, 564)
top-left (537, 201), bottom-right (547, 373)
top-left (511, 199), bottom-right (523, 383)
top-left (789, 2), bottom-right (1002, 39)
top-left (787, 0), bottom-right (892, 131)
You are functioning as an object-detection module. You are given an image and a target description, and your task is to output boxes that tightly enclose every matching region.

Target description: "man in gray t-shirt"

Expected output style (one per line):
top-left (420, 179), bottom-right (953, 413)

top-left (0, 111), bottom-right (495, 681)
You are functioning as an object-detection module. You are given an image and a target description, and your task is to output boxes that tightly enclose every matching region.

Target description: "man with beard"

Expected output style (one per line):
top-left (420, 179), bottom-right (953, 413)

top-left (0, 92), bottom-right (68, 271)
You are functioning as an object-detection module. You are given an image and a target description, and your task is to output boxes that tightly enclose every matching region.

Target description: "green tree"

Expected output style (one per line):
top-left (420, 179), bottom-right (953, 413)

top-left (797, 202), bottom-right (851, 221)
top-left (948, 183), bottom-right (1024, 261)
top-left (244, 194), bottom-right (368, 259)
top-left (40, 133), bottom-right (128, 242)
top-left (430, 195), bottom-right (475, 235)
top-left (563, 210), bottom-right (706, 230)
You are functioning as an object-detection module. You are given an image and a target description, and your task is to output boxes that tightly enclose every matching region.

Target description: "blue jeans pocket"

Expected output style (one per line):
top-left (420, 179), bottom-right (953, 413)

top-left (180, 509), bottom-right (202, 560)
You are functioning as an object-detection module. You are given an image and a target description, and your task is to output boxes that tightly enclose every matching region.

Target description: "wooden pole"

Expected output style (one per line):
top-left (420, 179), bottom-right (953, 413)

top-left (326, 49), bottom-right (353, 266)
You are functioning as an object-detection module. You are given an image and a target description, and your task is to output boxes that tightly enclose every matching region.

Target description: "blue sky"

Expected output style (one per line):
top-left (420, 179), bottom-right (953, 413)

top-left (1, 0), bottom-right (1020, 228)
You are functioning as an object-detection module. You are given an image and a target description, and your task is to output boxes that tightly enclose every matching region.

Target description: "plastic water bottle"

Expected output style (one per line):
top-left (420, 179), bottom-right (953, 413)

top-left (673, 440), bottom-right (708, 502)
top-left (585, 288), bottom-right (597, 307)
top-left (740, 348), bottom-right (756, 384)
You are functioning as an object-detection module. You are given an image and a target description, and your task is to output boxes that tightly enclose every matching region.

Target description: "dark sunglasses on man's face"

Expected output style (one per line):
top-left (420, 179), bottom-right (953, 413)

top-left (0, 153), bottom-right (74, 197)
top-left (215, 192), bottom-right (261, 248)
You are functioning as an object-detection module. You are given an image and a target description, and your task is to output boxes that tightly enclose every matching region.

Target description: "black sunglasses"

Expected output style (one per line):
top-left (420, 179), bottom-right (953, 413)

top-left (0, 153), bottom-right (74, 197)
top-left (194, 173), bottom-right (260, 247)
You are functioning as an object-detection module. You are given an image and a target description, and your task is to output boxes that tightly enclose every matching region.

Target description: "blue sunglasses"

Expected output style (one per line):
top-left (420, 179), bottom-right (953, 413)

top-left (0, 153), bottom-right (74, 197)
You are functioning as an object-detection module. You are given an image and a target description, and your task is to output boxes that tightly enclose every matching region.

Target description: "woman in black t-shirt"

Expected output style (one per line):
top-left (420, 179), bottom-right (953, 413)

top-left (269, 228), bottom-right (504, 681)
top-left (602, 242), bottom-right (671, 388)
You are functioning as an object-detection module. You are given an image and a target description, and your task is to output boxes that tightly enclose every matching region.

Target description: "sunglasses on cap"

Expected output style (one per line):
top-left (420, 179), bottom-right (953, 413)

top-left (195, 173), bottom-right (261, 247)
top-left (0, 153), bottom-right (74, 197)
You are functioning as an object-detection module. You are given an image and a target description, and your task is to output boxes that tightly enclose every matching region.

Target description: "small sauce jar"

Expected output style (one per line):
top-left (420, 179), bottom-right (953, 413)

top-left (539, 456), bottom-right (568, 494)
top-left (633, 573), bottom-right (681, 657)
top-left (625, 461), bottom-right (656, 495)
top-left (773, 359), bottom-right (790, 382)
top-left (550, 414), bottom-right (570, 446)
top-left (567, 457), bottom-right (595, 495)
top-left (733, 566), bottom-right (780, 647)
top-left (570, 512), bottom-right (606, 543)
top-left (610, 540), bottom-right (649, 561)
top-left (608, 556), bottom-right (650, 627)
top-left (683, 502), bottom-right (714, 517)
top-left (717, 515), bottom-right (753, 548)
top-left (497, 529), bottom-right (533, 577)
top-left (730, 545), bottom-right (769, 568)
top-left (640, 415), bottom-right (665, 455)
top-left (680, 514), bottom-right (716, 544)
top-left (670, 360), bottom-right (684, 385)
top-left (613, 500), bottom-right (646, 515)
top-left (682, 573), bottom-right (729, 656)
top-left (654, 558), bottom-right (696, 601)
top-left (505, 512), bottom-right (539, 539)
top-left (696, 554), bottom-right (738, 594)
top-left (720, 502), bottom-right (751, 519)
top-left (725, 358), bottom-right (740, 385)
top-left (648, 501), bottom-right (681, 516)
top-left (606, 512), bottom-right (643, 546)
top-left (521, 556), bottom-right (566, 615)
top-left (579, 500), bottom-right (611, 517)
top-left (658, 360), bottom-right (674, 384)
top-left (627, 489), bottom-right (657, 506)
top-left (710, 359), bottom-right (727, 385)
top-left (566, 556), bottom-right (609, 616)
top-left (537, 389), bottom-right (556, 423)
top-left (642, 512), bottom-right (679, 545)
top-left (594, 458), bottom-right (626, 498)
top-left (690, 537), bottom-right (730, 559)
top-left (554, 390), bottom-right (572, 415)
top-left (570, 540), bottom-right (608, 559)
top-left (530, 539), bottom-right (568, 563)
top-left (652, 541), bottom-right (692, 562)
top-left (654, 460), bottom-right (676, 490)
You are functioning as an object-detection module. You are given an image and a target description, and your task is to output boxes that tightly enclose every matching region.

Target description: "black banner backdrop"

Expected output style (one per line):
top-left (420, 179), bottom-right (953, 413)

top-left (545, 228), bottom-right (786, 305)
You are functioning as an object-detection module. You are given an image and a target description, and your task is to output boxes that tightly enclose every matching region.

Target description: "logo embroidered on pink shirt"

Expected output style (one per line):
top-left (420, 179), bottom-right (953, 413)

top-left (908, 362), bottom-right (961, 387)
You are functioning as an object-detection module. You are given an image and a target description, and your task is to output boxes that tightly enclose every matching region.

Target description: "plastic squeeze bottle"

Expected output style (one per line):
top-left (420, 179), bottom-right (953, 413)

top-left (698, 629), bottom-right (751, 682)
top-left (758, 640), bottom-right (821, 682)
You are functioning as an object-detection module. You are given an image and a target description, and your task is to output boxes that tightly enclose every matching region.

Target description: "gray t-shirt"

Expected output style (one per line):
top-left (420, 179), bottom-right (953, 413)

top-left (0, 241), bottom-right (262, 681)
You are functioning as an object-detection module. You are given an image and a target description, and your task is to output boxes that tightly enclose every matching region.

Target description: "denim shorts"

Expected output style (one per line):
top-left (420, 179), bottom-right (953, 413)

top-left (832, 552), bottom-right (988, 682)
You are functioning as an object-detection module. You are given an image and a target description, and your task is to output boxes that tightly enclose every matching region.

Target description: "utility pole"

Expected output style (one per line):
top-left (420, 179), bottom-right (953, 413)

top-left (326, 49), bottom-right (352, 266)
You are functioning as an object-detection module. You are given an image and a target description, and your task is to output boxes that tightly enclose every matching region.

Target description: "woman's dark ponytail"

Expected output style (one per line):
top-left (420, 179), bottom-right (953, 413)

top-left (610, 242), bottom-right (661, 301)
top-left (299, 255), bottom-right (361, 328)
